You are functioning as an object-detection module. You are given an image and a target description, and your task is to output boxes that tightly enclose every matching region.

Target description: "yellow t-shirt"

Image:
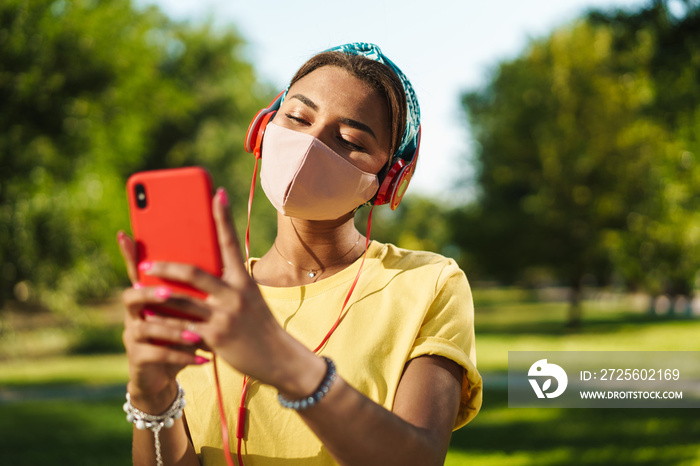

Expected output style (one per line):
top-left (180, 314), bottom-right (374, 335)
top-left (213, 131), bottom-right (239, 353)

top-left (178, 241), bottom-right (482, 465)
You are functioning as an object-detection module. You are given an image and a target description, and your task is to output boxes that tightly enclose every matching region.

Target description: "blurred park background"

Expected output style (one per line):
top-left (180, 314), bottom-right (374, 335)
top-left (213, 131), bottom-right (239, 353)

top-left (1, 0), bottom-right (700, 464)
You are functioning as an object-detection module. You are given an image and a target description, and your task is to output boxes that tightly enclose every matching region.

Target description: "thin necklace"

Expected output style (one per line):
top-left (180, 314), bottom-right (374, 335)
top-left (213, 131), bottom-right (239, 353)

top-left (273, 235), bottom-right (362, 279)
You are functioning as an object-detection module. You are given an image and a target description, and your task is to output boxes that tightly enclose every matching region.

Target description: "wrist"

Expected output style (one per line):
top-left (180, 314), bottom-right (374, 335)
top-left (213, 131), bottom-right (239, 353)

top-left (278, 357), bottom-right (337, 410)
top-left (124, 382), bottom-right (186, 466)
top-left (276, 351), bottom-right (328, 400)
top-left (127, 380), bottom-right (179, 415)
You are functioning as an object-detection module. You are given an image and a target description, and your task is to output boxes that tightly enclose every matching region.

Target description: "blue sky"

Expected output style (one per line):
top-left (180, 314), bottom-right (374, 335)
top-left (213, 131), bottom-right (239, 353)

top-left (139, 0), bottom-right (653, 199)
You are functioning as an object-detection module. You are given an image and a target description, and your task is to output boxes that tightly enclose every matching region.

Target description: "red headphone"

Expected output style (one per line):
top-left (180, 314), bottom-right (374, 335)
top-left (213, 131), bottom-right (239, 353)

top-left (244, 93), bottom-right (420, 210)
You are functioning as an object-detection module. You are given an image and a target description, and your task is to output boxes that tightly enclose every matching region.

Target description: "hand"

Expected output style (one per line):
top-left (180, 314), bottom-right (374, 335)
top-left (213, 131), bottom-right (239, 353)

top-left (125, 188), bottom-right (324, 395)
top-left (117, 232), bottom-right (207, 411)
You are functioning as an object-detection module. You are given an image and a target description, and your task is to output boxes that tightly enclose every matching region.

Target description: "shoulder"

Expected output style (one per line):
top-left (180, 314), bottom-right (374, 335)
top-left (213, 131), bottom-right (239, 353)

top-left (375, 241), bottom-right (457, 268)
top-left (373, 241), bottom-right (466, 290)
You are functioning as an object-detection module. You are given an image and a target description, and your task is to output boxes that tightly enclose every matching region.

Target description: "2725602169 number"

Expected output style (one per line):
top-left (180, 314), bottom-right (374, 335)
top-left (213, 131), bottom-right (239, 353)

top-left (600, 368), bottom-right (680, 381)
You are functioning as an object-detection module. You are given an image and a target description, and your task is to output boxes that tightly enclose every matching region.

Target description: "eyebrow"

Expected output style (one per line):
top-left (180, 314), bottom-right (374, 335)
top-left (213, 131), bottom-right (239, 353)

top-left (289, 94), bottom-right (318, 111)
top-left (339, 117), bottom-right (376, 140)
top-left (288, 93), bottom-right (377, 140)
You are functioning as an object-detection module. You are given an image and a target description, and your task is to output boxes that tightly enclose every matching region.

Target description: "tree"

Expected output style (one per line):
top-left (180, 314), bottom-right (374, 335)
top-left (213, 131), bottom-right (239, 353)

top-left (458, 17), bottom-right (666, 326)
top-left (356, 194), bottom-right (455, 257)
top-left (0, 0), bottom-right (272, 312)
top-left (589, 0), bottom-right (700, 311)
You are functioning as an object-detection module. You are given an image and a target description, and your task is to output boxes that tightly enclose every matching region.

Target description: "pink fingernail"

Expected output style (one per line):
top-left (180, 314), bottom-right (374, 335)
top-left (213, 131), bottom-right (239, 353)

top-left (117, 231), bottom-right (126, 242)
top-left (194, 356), bottom-right (210, 365)
top-left (133, 282), bottom-right (144, 289)
top-left (217, 188), bottom-right (229, 208)
top-left (142, 309), bottom-right (157, 318)
top-left (154, 286), bottom-right (171, 300)
top-left (138, 261), bottom-right (153, 272)
top-left (181, 330), bottom-right (202, 343)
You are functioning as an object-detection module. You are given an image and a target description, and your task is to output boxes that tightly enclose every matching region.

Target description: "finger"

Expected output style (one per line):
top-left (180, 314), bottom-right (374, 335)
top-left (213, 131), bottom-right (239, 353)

top-left (127, 315), bottom-right (204, 347)
top-left (122, 285), bottom-right (211, 322)
top-left (126, 339), bottom-right (208, 368)
top-left (143, 312), bottom-right (202, 333)
top-left (143, 316), bottom-right (210, 352)
top-left (123, 285), bottom-right (153, 320)
top-left (212, 187), bottom-right (248, 282)
top-left (140, 261), bottom-right (229, 296)
top-left (142, 314), bottom-right (213, 352)
top-left (117, 231), bottom-right (139, 284)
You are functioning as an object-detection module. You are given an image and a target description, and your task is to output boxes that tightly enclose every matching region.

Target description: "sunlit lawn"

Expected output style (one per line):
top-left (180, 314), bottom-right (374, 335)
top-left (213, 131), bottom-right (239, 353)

top-left (0, 396), bottom-right (132, 466)
top-left (1, 289), bottom-right (699, 465)
top-left (447, 388), bottom-right (700, 465)
top-left (446, 288), bottom-right (700, 465)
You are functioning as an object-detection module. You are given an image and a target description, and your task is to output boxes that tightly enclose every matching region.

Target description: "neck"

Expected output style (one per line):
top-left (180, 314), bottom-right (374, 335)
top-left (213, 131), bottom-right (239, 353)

top-left (252, 212), bottom-right (366, 286)
top-left (275, 212), bottom-right (361, 268)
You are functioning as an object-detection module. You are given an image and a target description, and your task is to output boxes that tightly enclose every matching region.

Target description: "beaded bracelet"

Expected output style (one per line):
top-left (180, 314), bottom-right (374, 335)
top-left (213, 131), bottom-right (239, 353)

top-left (123, 382), bottom-right (186, 466)
top-left (278, 357), bottom-right (337, 411)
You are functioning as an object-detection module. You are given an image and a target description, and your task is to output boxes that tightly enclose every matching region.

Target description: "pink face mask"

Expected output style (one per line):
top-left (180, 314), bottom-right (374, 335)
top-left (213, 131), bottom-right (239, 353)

top-left (260, 122), bottom-right (380, 221)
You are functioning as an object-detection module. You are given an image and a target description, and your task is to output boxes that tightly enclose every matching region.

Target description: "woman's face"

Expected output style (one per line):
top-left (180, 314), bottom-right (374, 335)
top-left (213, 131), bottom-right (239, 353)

top-left (272, 66), bottom-right (392, 175)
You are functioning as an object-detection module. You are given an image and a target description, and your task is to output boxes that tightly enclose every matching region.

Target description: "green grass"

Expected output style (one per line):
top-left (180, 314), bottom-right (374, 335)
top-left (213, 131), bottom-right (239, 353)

top-left (446, 389), bottom-right (700, 466)
top-left (0, 396), bottom-right (132, 466)
top-left (444, 288), bottom-right (700, 465)
top-left (472, 288), bottom-right (700, 372)
top-left (1, 289), bottom-right (699, 465)
top-left (0, 353), bottom-right (128, 386)
top-left (0, 354), bottom-right (127, 387)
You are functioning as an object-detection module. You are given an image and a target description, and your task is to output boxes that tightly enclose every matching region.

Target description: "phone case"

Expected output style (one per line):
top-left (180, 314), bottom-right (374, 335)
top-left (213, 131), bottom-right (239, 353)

top-left (127, 166), bottom-right (222, 319)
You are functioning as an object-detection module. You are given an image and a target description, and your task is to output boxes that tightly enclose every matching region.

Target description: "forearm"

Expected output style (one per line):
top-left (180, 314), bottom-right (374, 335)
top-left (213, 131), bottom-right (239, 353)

top-left (297, 377), bottom-right (448, 466)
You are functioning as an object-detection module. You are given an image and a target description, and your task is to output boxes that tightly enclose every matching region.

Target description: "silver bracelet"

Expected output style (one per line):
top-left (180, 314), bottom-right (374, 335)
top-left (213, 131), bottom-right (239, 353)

top-left (124, 382), bottom-right (186, 466)
top-left (278, 357), bottom-right (337, 410)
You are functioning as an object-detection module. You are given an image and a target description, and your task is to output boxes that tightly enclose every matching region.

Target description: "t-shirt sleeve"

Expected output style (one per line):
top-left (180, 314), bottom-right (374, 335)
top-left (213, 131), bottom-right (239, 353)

top-left (407, 260), bottom-right (482, 429)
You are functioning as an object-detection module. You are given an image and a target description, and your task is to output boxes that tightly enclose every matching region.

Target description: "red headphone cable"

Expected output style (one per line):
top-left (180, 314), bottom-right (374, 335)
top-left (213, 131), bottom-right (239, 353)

top-left (244, 155), bottom-right (261, 274)
top-left (212, 357), bottom-right (236, 466)
top-left (236, 375), bottom-right (250, 466)
top-left (234, 210), bottom-right (374, 465)
top-left (312, 206), bottom-right (373, 353)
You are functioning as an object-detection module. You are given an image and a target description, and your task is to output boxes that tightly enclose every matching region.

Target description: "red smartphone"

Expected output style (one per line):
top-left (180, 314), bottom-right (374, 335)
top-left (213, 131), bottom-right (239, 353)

top-left (127, 166), bottom-right (222, 320)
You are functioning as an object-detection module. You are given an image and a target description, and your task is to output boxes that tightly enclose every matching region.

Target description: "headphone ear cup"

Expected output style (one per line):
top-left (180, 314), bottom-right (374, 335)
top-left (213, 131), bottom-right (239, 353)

top-left (375, 126), bottom-right (421, 210)
top-left (388, 161), bottom-right (416, 210)
top-left (374, 159), bottom-right (405, 207)
top-left (245, 91), bottom-right (285, 156)
top-left (244, 110), bottom-right (276, 158)
top-left (245, 108), bottom-right (272, 155)
top-left (374, 156), bottom-right (417, 210)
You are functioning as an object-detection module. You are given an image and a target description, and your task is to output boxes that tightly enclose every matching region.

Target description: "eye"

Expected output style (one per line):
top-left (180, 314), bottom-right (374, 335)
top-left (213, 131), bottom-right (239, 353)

top-left (338, 137), bottom-right (366, 152)
top-left (284, 113), bottom-right (310, 126)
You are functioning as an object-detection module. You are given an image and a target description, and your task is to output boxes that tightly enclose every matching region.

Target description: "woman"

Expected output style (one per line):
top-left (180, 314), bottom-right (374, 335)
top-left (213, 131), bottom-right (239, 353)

top-left (118, 42), bottom-right (482, 466)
